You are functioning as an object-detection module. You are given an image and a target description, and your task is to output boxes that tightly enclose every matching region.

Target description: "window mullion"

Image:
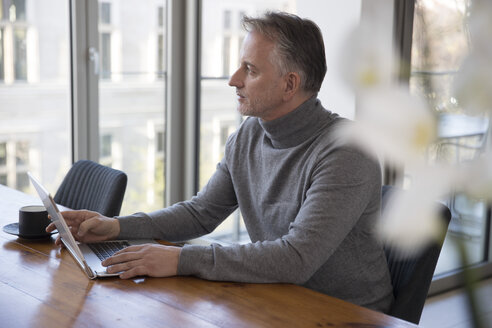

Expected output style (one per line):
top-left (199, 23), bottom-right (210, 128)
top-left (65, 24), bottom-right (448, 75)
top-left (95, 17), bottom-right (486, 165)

top-left (70, 0), bottom-right (99, 163)
top-left (165, 0), bottom-right (198, 206)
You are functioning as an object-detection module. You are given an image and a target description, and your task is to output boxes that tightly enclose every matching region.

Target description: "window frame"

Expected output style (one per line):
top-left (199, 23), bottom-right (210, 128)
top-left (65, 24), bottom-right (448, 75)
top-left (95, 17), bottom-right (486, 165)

top-left (393, 0), bottom-right (492, 295)
top-left (70, 0), bottom-right (196, 206)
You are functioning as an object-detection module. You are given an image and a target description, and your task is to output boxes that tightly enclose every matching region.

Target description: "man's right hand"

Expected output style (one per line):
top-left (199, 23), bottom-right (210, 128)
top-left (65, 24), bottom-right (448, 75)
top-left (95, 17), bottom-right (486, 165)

top-left (46, 210), bottom-right (120, 246)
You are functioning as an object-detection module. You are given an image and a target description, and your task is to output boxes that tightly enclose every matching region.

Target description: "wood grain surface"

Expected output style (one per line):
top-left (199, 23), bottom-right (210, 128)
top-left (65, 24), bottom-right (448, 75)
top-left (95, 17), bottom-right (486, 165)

top-left (0, 184), bottom-right (416, 328)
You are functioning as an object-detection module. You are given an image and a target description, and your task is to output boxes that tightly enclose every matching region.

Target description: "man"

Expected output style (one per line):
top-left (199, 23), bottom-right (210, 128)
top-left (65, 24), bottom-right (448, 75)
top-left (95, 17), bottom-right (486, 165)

top-left (48, 12), bottom-right (394, 312)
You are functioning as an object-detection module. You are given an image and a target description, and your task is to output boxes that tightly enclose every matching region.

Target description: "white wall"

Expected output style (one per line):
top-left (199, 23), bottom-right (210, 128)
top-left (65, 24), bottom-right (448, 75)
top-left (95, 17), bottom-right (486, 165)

top-left (297, 0), bottom-right (361, 120)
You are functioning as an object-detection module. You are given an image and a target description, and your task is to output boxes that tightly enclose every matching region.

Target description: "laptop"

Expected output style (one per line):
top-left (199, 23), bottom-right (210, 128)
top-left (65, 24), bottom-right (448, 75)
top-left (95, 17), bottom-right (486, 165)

top-left (28, 172), bottom-right (156, 279)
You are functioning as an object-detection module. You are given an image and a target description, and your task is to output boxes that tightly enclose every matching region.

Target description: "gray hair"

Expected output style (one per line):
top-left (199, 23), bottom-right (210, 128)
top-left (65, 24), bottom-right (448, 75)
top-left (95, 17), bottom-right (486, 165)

top-left (242, 11), bottom-right (327, 93)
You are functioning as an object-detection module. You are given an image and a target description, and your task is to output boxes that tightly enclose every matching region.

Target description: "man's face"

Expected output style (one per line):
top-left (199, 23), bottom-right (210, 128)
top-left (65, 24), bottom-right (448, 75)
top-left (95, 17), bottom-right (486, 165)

top-left (228, 31), bottom-right (285, 121)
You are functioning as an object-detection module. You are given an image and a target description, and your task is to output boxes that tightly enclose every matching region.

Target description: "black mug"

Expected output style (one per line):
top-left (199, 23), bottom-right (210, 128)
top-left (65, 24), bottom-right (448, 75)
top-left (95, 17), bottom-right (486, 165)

top-left (18, 205), bottom-right (51, 237)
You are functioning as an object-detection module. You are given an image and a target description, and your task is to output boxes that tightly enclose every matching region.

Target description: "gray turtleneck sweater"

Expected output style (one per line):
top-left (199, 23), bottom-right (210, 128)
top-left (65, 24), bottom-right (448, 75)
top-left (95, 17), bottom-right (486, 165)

top-left (117, 97), bottom-right (394, 312)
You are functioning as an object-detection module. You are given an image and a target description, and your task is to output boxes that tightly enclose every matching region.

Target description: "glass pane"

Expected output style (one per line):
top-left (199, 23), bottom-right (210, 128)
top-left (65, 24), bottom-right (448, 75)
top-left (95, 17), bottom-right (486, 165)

top-left (410, 0), bottom-right (488, 275)
top-left (99, 2), bottom-right (111, 24)
top-left (0, 28), bottom-right (4, 80)
top-left (0, 0), bottom-right (71, 193)
top-left (100, 32), bottom-right (111, 80)
top-left (14, 28), bottom-right (27, 80)
top-left (98, 0), bottom-right (168, 214)
top-left (200, 0), bottom-right (296, 243)
top-left (14, 0), bottom-right (26, 20)
top-left (0, 142), bottom-right (6, 166)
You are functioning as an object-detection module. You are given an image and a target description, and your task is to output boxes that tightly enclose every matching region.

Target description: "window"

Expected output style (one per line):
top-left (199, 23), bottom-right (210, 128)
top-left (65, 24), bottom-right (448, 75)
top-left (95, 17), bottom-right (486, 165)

top-left (16, 172), bottom-right (28, 190)
top-left (1, 0), bottom-right (28, 82)
top-left (406, 0), bottom-right (492, 291)
top-left (409, 0), bottom-right (490, 277)
top-left (100, 2), bottom-right (111, 24)
top-left (99, 2), bottom-right (112, 80)
top-left (0, 0), bottom-right (71, 193)
top-left (224, 10), bottom-right (231, 29)
top-left (100, 134), bottom-right (112, 159)
top-left (0, 140), bottom-right (34, 192)
top-left (100, 32), bottom-right (111, 80)
top-left (222, 35), bottom-right (230, 76)
top-left (157, 6), bottom-right (166, 79)
top-left (0, 142), bottom-right (7, 187)
top-left (0, 28), bottom-right (4, 80)
top-left (0, 1), bottom-right (171, 211)
top-left (98, 1), bottom-right (168, 214)
top-left (15, 140), bottom-right (28, 165)
top-left (13, 28), bottom-right (26, 80)
top-left (0, 142), bottom-right (6, 166)
top-left (158, 6), bottom-right (164, 27)
top-left (156, 130), bottom-right (165, 153)
top-left (14, 141), bottom-right (29, 191)
top-left (3, 0), bottom-right (26, 21)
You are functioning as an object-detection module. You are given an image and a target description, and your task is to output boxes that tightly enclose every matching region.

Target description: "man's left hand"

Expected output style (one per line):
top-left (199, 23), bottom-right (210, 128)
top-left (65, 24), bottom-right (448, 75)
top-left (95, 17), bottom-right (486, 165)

top-left (102, 244), bottom-right (181, 279)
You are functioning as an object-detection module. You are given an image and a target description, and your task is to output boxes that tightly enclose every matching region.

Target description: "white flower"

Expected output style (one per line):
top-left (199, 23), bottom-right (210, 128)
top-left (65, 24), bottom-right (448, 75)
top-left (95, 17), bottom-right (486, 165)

top-left (378, 165), bottom-right (454, 255)
top-left (335, 86), bottom-right (437, 166)
top-left (453, 53), bottom-right (492, 116)
top-left (339, 27), bottom-right (396, 90)
top-left (455, 151), bottom-right (492, 201)
top-left (338, 1), bottom-right (397, 91)
top-left (452, 0), bottom-right (492, 116)
top-left (338, 24), bottom-right (398, 91)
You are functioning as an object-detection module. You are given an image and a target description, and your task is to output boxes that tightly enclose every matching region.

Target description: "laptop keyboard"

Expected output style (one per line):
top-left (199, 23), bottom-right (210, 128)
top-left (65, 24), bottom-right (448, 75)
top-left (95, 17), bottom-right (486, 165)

top-left (88, 241), bottom-right (131, 261)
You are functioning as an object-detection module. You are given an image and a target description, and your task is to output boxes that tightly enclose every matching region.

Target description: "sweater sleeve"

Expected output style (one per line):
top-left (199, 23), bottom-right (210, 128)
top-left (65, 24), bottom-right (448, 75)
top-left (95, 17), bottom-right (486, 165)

top-left (117, 157), bottom-right (239, 242)
top-left (177, 147), bottom-right (382, 285)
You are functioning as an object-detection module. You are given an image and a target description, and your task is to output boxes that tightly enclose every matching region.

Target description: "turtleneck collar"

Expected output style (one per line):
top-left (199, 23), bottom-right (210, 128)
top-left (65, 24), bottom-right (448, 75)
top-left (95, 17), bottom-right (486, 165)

top-left (258, 96), bottom-right (336, 149)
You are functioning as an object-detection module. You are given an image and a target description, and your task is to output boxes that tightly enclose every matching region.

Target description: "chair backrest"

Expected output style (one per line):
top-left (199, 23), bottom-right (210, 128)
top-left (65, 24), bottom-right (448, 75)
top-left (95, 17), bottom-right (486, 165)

top-left (382, 185), bottom-right (451, 324)
top-left (54, 160), bottom-right (127, 217)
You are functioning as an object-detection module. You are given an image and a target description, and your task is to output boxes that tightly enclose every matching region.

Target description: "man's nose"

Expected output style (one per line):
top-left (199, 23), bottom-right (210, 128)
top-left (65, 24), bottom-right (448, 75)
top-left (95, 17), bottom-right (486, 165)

top-left (228, 68), bottom-right (243, 88)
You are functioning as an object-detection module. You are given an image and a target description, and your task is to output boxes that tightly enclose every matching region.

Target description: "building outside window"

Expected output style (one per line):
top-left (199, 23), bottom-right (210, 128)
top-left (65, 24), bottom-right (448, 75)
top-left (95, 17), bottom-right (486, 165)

top-left (1, 0), bottom-right (28, 82)
top-left (0, 142), bottom-right (6, 166)
top-left (157, 6), bottom-right (166, 79)
top-left (100, 32), bottom-right (111, 80)
top-left (408, 0), bottom-right (492, 284)
top-left (100, 1), bottom-right (111, 24)
top-left (0, 28), bottom-right (4, 80)
top-left (0, 0), bottom-right (71, 194)
top-left (13, 27), bottom-right (26, 80)
top-left (99, 2), bottom-right (112, 80)
top-left (15, 140), bottom-right (28, 165)
top-left (0, 140), bottom-right (30, 191)
top-left (97, 1), bottom-right (168, 214)
top-left (100, 133), bottom-right (113, 165)
top-left (0, 141), bottom-right (6, 186)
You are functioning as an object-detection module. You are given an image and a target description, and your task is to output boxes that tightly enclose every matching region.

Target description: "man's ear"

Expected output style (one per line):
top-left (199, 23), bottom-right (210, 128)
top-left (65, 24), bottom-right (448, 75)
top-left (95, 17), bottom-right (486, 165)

top-left (283, 72), bottom-right (301, 101)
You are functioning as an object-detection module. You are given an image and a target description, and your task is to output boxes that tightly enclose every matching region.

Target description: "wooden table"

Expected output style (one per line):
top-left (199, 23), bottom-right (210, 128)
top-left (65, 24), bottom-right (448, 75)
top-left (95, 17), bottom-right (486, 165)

top-left (0, 184), bottom-right (416, 327)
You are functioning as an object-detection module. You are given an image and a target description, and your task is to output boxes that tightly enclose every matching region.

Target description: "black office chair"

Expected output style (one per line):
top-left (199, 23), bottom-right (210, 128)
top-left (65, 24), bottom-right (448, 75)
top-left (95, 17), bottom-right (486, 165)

top-left (381, 185), bottom-right (451, 324)
top-left (54, 160), bottom-right (128, 217)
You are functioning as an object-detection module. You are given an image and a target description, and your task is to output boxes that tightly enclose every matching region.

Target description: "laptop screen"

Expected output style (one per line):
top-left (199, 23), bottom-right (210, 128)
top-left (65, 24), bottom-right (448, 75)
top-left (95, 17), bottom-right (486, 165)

top-left (28, 172), bottom-right (86, 261)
